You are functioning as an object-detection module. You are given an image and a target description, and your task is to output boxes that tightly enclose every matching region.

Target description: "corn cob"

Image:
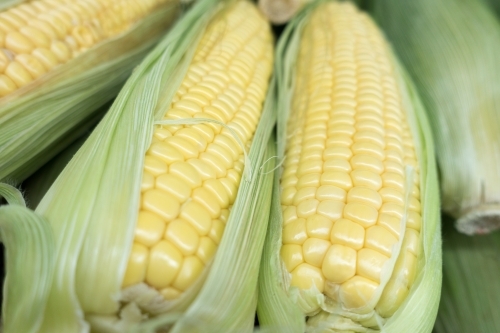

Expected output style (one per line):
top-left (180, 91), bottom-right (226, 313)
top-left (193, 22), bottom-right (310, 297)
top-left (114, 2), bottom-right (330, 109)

top-left (371, 0), bottom-right (500, 235)
top-left (0, 0), bottom-right (179, 184)
top-left (120, 0), bottom-right (274, 303)
top-left (258, 2), bottom-right (441, 332)
top-left (0, 0), bottom-right (276, 332)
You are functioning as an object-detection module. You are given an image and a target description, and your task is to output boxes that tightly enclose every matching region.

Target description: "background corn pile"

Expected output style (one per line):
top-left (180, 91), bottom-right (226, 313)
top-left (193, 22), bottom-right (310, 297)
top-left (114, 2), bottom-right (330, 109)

top-left (0, 0), bottom-right (499, 332)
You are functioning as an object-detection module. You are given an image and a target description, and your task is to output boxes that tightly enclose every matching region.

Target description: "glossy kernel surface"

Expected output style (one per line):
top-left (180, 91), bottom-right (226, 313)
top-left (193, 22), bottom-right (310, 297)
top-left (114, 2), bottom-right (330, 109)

top-left (279, 1), bottom-right (423, 321)
top-left (0, 0), bottom-right (171, 97)
top-left (122, 1), bottom-right (273, 300)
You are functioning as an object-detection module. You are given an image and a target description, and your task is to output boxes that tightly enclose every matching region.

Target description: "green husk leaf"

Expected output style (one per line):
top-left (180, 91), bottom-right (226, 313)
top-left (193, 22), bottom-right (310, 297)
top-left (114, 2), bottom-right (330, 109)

top-left (0, 186), bottom-right (55, 333)
top-left (0, 0), bottom-right (275, 331)
top-left (0, 1), bottom-right (181, 184)
top-left (257, 1), bottom-right (441, 332)
top-left (0, 0), bottom-right (22, 11)
top-left (21, 112), bottom-right (103, 210)
top-left (370, 0), bottom-right (500, 235)
top-left (21, 132), bottom-right (98, 210)
top-left (434, 216), bottom-right (500, 333)
top-left (0, 183), bottom-right (25, 207)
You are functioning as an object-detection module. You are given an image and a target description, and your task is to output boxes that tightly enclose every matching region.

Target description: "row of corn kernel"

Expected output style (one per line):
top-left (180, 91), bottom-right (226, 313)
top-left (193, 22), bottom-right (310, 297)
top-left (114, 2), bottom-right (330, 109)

top-left (0, 0), bottom-right (166, 96)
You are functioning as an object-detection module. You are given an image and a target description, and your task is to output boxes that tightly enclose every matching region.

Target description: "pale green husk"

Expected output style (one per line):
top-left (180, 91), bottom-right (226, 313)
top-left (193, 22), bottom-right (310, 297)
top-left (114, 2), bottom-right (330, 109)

top-left (371, 0), bottom-right (500, 235)
top-left (0, 184), bottom-right (55, 333)
top-left (0, 0), bottom-right (22, 11)
top-left (257, 1), bottom-right (441, 332)
top-left (434, 217), bottom-right (500, 333)
top-left (0, 0), bottom-right (277, 332)
top-left (0, 0), bottom-right (181, 184)
top-left (22, 127), bottom-right (96, 209)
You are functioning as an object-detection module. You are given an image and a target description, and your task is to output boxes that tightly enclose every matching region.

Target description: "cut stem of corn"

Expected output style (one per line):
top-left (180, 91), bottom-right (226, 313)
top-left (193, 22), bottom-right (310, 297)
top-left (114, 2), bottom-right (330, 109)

top-left (371, 0), bottom-right (500, 235)
top-left (258, 0), bottom-right (311, 24)
top-left (258, 1), bottom-right (441, 332)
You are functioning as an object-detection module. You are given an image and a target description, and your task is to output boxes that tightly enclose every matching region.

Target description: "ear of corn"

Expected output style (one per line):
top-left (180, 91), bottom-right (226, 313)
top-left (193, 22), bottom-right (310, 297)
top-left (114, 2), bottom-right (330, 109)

top-left (0, 0), bottom-right (180, 185)
top-left (434, 216), bottom-right (500, 333)
top-left (371, 0), bottom-right (500, 235)
top-left (0, 0), bottom-right (276, 332)
top-left (257, 1), bottom-right (441, 332)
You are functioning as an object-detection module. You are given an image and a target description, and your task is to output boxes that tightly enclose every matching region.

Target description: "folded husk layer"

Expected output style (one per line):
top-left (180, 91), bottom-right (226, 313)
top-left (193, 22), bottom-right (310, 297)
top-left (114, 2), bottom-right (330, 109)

top-left (22, 122), bottom-right (98, 209)
top-left (0, 0), bottom-right (180, 184)
top-left (257, 1), bottom-right (441, 332)
top-left (371, 0), bottom-right (500, 235)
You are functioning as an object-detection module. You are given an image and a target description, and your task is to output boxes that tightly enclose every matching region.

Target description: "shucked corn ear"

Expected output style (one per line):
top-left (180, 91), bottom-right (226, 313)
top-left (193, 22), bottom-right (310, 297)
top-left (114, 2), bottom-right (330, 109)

top-left (0, 0), bottom-right (180, 184)
top-left (0, 0), bottom-right (276, 332)
top-left (258, 2), bottom-right (441, 332)
top-left (119, 0), bottom-right (273, 308)
top-left (371, 0), bottom-right (500, 235)
top-left (434, 217), bottom-right (500, 333)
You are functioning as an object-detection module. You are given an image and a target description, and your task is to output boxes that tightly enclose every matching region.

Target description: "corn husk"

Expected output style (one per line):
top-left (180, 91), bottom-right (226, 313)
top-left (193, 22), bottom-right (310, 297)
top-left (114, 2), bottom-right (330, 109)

top-left (257, 1), bottom-right (442, 332)
top-left (21, 120), bottom-right (99, 210)
top-left (0, 0), bottom-right (181, 184)
top-left (370, 0), bottom-right (500, 235)
top-left (0, 0), bottom-right (277, 332)
top-left (483, 0), bottom-right (500, 16)
top-left (434, 216), bottom-right (500, 333)
top-left (0, 0), bottom-right (23, 11)
top-left (0, 183), bottom-right (55, 333)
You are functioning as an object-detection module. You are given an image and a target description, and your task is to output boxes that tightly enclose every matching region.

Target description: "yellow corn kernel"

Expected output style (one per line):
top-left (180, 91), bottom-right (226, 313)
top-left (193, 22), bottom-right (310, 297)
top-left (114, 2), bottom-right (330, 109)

top-left (0, 0), bottom-right (170, 98)
top-left (15, 54), bottom-right (47, 78)
top-left (0, 74), bottom-right (17, 97)
top-left (279, 1), bottom-right (423, 326)
top-left (120, 0), bottom-right (273, 301)
top-left (5, 61), bottom-right (32, 87)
